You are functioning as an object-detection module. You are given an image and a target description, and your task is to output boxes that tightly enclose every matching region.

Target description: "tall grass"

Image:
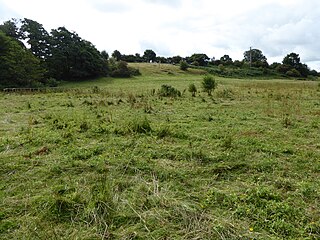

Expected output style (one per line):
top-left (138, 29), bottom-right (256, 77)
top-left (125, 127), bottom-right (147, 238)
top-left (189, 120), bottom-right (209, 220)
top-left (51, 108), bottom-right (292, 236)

top-left (1, 64), bottom-right (319, 239)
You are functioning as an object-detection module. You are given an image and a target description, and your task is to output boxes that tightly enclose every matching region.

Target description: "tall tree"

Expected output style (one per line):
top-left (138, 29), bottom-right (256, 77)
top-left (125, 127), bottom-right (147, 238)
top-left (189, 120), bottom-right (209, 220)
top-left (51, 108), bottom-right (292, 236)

top-left (143, 49), bottom-right (156, 62)
top-left (0, 19), bottom-right (22, 40)
top-left (189, 53), bottom-right (209, 66)
top-left (112, 50), bottom-right (122, 61)
top-left (220, 55), bottom-right (233, 65)
top-left (47, 27), bottom-right (108, 80)
top-left (282, 53), bottom-right (301, 69)
top-left (243, 48), bottom-right (268, 67)
top-left (20, 18), bottom-right (51, 59)
top-left (282, 53), bottom-right (310, 77)
top-left (0, 31), bottom-right (45, 87)
top-left (172, 55), bottom-right (182, 64)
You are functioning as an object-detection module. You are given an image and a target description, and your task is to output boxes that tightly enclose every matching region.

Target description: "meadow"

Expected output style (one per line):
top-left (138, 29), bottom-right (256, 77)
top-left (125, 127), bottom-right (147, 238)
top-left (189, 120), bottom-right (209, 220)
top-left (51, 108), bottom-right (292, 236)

top-left (1, 63), bottom-right (320, 239)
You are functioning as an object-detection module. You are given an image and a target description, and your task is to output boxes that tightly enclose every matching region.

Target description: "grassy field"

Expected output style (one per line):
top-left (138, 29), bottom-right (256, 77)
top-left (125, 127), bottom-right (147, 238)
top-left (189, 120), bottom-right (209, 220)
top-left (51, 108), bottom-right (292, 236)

top-left (1, 63), bottom-right (320, 239)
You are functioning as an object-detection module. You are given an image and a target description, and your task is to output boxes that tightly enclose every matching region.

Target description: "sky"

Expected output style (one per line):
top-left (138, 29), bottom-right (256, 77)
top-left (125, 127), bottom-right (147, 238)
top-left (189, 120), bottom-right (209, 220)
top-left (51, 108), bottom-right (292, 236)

top-left (1, 0), bottom-right (320, 70)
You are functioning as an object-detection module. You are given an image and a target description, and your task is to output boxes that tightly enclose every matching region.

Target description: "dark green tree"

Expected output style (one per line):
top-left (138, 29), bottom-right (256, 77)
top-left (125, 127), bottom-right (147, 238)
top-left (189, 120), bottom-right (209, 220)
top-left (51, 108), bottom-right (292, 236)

top-left (101, 50), bottom-right (109, 60)
top-left (20, 18), bottom-right (51, 59)
top-left (0, 19), bottom-right (22, 40)
top-left (282, 53), bottom-right (310, 77)
top-left (112, 50), bottom-right (122, 61)
top-left (143, 49), bottom-right (156, 62)
top-left (220, 55), bottom-right (233, 65)
top-left (47, 27), bottom-right (108, 80)
top-left (0, 31), bottom-right (45, 87)
top-left (189, 53), bottom-right (209, 66)
top-left (172, 55), bottom-right (182, 64)
top-left (282, 53), bottom-right (301, 68)
top-left (243, 48), bottom-right (268, 67)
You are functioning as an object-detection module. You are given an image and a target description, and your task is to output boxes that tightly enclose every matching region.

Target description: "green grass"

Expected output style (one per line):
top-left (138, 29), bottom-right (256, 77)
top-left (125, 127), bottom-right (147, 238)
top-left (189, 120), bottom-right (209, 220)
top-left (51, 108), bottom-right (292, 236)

top-left (1, 63), bottom-right (320, 239)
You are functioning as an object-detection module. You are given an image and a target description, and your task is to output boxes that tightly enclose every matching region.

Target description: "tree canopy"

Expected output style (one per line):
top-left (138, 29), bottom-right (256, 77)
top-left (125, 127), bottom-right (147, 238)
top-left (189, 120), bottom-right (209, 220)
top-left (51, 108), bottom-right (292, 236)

top-left (143, 49), bottom-right (156, 62)
top-left (0, 31), bottom-right (45, 87)
top-left (0, 18), bottom-right (109, 86)
top-left (243, 48), bottom-right (268, 67)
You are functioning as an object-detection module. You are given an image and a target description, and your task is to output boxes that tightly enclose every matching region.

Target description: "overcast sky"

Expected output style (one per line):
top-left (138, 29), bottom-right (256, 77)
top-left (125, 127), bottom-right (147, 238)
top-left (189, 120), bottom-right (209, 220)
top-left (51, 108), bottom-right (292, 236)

top-left (1, 0), bottom-right (320, 70)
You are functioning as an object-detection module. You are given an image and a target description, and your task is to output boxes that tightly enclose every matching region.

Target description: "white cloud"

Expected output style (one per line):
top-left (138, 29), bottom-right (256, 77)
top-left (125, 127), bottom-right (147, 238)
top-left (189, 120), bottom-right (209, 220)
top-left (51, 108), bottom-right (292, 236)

top-left (1, 0), bottom-right (320, 69)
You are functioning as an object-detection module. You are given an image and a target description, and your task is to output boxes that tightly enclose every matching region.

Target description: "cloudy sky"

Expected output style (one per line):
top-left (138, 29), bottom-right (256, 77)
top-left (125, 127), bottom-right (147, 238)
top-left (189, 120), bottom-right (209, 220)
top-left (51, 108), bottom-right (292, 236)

top-left (1, 0), bottom-right (320, 69)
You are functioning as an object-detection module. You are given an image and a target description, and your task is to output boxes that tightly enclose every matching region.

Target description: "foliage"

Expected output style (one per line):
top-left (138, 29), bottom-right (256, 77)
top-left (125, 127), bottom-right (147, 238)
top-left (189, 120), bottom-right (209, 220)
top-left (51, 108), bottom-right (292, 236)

top-left (110, 61), bottom-right (140, 78)
top-left (0, 18), bottom-right (23, 40)
top-left (158, 84), bottom-right (181, 97)
top-left (172, 55), bottom-right (182, 64)
top-left (188, 53), bottom-right (210, 66)
top-left (220, 54), bottom-right (233, 65)
top-left (188, 83), bottom-right (197, 97)
top-left (112, 50), bottom-right (122, 61)
top-left (0, 18), bottom-right (109, 83)
top-left (283, 52), bottom-right (301, 68)
top-left (47, 27), bottom-right (108, 80)
top-left (143, 49), bottom-right (157, 62)
top-left (286, 69), bottom-right (301, 78)
top-left (20, 18), bottom-right (51, 59)
top-left (179, 60), bottom-right (188, 71)
top-left (110, 61), bottom-right (131, 78)
top-left (202, 75), bottom-right (217, 95)
top-left (283, 53), bottom-right (310, 77)
top-left (0, 31), bottom-right (45, 88)
top-left (243, 48), bottom-right (268, 67)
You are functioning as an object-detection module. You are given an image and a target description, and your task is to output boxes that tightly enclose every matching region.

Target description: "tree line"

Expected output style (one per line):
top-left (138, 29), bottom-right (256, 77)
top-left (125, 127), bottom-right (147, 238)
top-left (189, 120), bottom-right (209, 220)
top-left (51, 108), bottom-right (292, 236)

top-left (0, 18), bottom-right (140, 88)
top-left (115, 48), bottom-right (318, 78)
top-left (0, 18), bottom-right (318, 88)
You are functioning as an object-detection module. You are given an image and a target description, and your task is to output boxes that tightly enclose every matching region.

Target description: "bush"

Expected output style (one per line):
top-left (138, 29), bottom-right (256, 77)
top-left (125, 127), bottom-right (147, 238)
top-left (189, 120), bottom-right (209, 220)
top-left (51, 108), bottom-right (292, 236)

top-left (188, 83), bottom-right (197, 97)
top-left (179, 60), bottom-right (189, 71)
top-left (158, 85), bottom-right (181, 98)
top-left (110, 61), bottom-right (131, 78)
top-left (202, 75), bottom-right (217, 96)
top-left (286, 69), bottom-right (301, 77)
top-left (46, 78), bottom-right (59, 87)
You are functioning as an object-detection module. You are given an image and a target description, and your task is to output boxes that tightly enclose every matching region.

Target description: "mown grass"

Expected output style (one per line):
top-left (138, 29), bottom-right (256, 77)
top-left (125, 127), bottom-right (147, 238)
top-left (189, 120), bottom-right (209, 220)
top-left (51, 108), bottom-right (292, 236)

top-left (1, 64), bottom-right (320, 239)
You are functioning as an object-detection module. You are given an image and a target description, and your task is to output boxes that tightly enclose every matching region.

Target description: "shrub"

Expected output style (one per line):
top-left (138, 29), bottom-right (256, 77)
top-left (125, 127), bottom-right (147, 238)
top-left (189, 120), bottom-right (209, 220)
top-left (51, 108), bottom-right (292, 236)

top-left (110, 61), bottom-right (131, 78)
top-left (46, 77), bottom-right (59, 87)
top-left (188, 83), bottom-right (197, 97)
top-left (179, 60), bottom-right (189, 71)
top-left (202, 75), bottom-right (217, 96)
top-left (158, 85), bottom-right (181, 98)
top-left (286, 69), bottom-right (301, 77)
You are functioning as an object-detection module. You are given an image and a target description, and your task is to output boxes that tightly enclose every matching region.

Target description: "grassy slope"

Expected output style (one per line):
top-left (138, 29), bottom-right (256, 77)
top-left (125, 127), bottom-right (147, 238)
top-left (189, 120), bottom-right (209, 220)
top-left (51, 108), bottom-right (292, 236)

top-left (1, 63), bottom-right (320, 239)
